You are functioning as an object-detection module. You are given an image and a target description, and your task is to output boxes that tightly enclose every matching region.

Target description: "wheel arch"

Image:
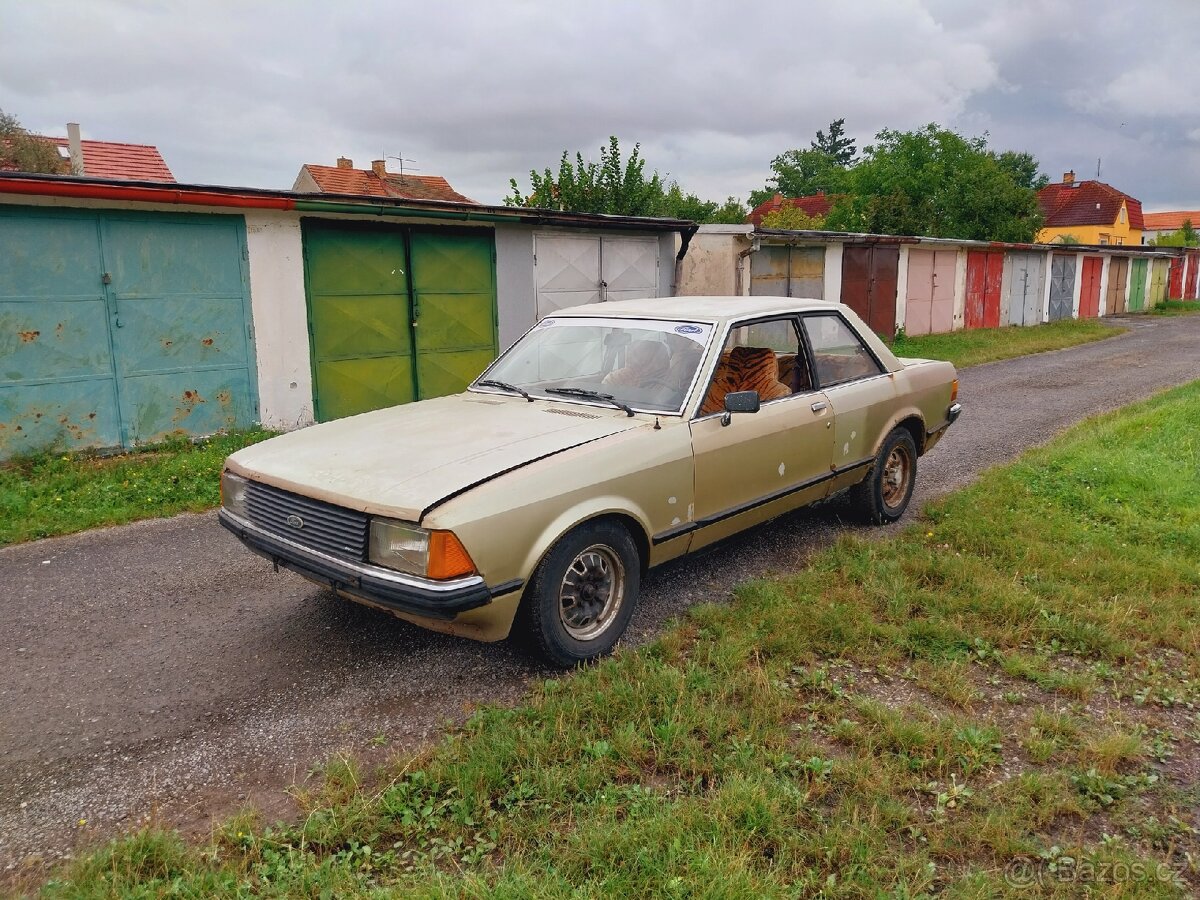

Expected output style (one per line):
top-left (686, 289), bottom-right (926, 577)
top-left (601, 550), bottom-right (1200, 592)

top-left (875, 409), bottom-right (927, 458)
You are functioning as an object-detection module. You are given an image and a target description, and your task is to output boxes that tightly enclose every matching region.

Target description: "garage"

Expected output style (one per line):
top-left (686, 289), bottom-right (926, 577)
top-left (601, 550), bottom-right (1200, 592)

top-left (302, 221), bottom-right (497, 422)
top-left (532, 233), bottom-right (659, 318)
top-left (841, 244), bottom-right (899, 336)
top-left (1104, 256), bottom-right (1129, 315)
top-left (903, 248), bottom-right (956, 335)
top-left (1047, 253), bottom-right (1077, 321)
top-left (748, 244), bottom-right (824, 298)
top-left (1003, 252), bottom-right (1045, 327)
top-left (964, 250), bottom-right (1003, 329)
top-left (1078, 256), bottom-right (1103, 318)
top-left (0, 205), bottom-right (257, 456)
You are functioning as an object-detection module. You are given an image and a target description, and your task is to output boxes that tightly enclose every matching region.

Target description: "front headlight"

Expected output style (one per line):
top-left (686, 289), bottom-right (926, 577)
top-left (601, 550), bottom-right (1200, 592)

top-left (369, 519), bottom-right (477, 580)
top-left (221, 470), bottom-right (250, 519)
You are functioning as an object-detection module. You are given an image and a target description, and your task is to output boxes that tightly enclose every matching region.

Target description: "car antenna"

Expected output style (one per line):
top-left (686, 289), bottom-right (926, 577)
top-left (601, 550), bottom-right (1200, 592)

top-left (653, 416), bottom-right (661, 430)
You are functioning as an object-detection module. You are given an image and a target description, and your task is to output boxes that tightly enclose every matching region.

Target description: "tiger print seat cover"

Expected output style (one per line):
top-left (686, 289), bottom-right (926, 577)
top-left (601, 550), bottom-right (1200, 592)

top-left (699, 346), bottom-right (792, 416)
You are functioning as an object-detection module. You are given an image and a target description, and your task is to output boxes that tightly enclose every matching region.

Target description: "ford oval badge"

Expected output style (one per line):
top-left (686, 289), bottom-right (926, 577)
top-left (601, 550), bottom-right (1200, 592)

top-left (285, 514), bottom-right (304, 529)
top-left (675, 324), bottom-right (703, 334)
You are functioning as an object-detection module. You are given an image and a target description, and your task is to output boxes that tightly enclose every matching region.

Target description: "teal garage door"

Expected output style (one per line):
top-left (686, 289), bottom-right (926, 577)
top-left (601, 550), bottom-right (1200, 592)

top-left (0, 206), bottom-right (257, 457)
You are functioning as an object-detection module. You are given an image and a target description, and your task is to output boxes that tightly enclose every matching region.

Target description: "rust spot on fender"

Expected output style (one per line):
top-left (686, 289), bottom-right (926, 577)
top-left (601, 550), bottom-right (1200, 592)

top-left (18, 330), bottom-right (40, 343)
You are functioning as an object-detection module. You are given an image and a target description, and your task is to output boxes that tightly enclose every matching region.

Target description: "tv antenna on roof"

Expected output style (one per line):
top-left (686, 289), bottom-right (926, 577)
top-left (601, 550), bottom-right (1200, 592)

top-left (386, 153), bottom-right (419, 178)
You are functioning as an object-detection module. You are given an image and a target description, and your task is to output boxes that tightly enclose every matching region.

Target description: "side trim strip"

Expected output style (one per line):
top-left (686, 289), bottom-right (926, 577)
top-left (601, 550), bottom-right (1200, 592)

top-left (489, 578), bottom-right (525, 598)
top-left (651, 457), bottom-right (874, 545)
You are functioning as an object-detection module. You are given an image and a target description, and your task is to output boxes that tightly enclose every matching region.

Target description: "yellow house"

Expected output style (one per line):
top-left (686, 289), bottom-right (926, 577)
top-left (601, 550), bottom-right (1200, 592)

top-left (1036, 171), bottom-right (1144, 245)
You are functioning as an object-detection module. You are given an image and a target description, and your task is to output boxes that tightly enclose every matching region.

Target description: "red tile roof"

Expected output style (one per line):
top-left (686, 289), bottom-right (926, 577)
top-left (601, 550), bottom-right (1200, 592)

top-left (747, 191), bottom-right (835, 226)
top-left (299, 164), bottom-right (477, 204)
top-left (45, 138), bottom-right (173, 181)
top-left (1142, 210), bottom-right (1200, 232)
top-left (1037, 180), bottom-right (1143, 231)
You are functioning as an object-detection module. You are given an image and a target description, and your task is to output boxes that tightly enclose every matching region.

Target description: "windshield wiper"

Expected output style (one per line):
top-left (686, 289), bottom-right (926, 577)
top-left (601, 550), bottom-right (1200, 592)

top-left (477, 379), bottom-right (533, 402)
top-left (545, 387), bottom-right (635, 417)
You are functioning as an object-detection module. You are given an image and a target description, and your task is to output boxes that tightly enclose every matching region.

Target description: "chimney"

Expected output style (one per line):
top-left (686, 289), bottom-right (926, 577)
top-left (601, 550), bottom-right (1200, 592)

top-left (66, 122), bottom-right (84, 176)
top-left (1062, 170), bottom-right (1075, 185)
top-left (336, 156), bottom-right (353, 169)
top-left (371, 159), bottom-right (387, 177)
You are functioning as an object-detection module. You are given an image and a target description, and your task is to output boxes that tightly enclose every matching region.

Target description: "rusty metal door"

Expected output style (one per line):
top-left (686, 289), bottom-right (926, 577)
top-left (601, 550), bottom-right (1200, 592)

top-left (1105, 256), bottom-right (1129, 315)
top-left (0, 206), bottom-right (257, 458)
top-left (1127, 258), bottom-right (1147, 312)
top-left (1005, 252), bottom-right (1045, 326)
top-left (749, 245), bottom-right (824, 298)
top-left (1149, 259), bottom-right (1168, 306)
top-left (964, 251), bottom-right (1002, 329)
top-left (1048, 254), bottom-right (1076, 321)
top-left (1187, 251), bottom-right (1200, 299)
top-left (841, 245), bottom-right (899, 336)
top-left (102, 214), bottom-right (257, 445)
top-left (1078, 256), bottom-right (1102, 318)
top-left (904, 249), bottom-right (954, 336)
top-left (1168, 257), bottom-right (1184, 299)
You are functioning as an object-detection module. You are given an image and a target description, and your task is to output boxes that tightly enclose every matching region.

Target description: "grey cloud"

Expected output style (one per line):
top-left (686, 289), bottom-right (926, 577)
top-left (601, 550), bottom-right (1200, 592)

top-left (1, 0), bottom-right (1195, 208)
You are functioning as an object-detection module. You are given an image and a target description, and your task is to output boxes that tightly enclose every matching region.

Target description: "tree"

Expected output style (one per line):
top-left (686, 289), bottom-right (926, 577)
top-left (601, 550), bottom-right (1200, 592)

top-left (749, 148), bottom-right (848, 208)
top-left (811, 117), bottom-right (856, 166)
top-left (507, 136), bottom-right (747, 223)
top-left (0, 109), bottom-right (65, 175)
top-left (1152, 219), bottom-right (1199, 247)
top-left (996, 150), bottom-right (1049, 191)
top-left (760, 206), bottom-right (826, 230)
top-left (822, 124), bottom-right (1044, 242)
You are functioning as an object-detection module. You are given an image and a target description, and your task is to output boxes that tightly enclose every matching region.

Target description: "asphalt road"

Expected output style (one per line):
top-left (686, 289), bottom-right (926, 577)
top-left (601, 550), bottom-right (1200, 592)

top-left (3, 314), bottom-right (1198, 873)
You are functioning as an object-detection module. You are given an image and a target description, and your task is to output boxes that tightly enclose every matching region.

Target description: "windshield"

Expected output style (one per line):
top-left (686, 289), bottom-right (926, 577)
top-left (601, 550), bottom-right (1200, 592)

top-left (474, 317), bottom-right (715, 413)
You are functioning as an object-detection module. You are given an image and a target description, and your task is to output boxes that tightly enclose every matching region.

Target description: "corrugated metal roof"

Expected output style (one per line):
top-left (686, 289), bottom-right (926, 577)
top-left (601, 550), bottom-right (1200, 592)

top-left (1143, 210), bottom-right (1200, 232)
top-left (1037, 180), bottom-right (1144, 230)
top-left (300, 164), bottom-right (477, 203)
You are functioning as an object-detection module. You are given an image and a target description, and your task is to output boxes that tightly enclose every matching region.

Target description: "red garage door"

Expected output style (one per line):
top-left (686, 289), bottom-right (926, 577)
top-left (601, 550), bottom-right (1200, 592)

top-left (964, 251), bottom-right (1003, 329)
top-left (841, 244), bottom-right (899, 336)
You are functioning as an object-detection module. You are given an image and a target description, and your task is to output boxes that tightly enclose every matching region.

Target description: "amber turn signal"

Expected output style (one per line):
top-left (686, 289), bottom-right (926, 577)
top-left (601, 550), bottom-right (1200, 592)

top-left (427, 530), bottom-right (477, 580)
top-left (950, 379), bottom-right (959, 403)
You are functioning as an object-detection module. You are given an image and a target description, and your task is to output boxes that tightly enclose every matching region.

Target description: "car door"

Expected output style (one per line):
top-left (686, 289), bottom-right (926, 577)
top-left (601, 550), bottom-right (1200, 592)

top-left (688, 315), bottom-right (835, 550)
top-left (799, 312), bottom-right (896, 494)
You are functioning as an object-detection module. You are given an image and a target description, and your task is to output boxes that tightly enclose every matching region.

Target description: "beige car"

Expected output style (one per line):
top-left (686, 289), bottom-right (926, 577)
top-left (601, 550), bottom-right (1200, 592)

top-left (220, 297), bottom-right (960, 666)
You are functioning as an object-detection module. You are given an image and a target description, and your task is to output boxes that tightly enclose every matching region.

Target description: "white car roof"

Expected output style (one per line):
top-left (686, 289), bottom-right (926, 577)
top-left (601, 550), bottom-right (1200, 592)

top-left (549, 295), bottom-right (840, 323)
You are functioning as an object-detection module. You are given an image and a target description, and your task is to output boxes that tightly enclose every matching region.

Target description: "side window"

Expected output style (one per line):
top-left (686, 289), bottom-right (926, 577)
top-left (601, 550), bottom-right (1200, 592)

top-left (698, 317), bottom-right (813, 416)
top-left (801, 314), bottom-right (884, 386)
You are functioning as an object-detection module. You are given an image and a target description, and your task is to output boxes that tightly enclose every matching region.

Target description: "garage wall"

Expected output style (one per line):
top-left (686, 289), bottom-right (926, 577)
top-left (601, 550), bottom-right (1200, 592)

top-left (243, 211), bottom-right (313, 429)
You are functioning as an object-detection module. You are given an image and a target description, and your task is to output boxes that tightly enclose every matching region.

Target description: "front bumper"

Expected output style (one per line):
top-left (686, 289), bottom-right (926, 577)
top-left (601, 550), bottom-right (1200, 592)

top-left (218, 508), bottom-right (519, 620)
top-left (947, 402), bottom-right (962, 425)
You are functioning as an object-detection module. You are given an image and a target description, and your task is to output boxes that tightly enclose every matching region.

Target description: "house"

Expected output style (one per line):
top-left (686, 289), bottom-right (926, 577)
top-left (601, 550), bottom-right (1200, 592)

top-left (746, 191), bottom-right (835, 226)
top-left (1142, 210), bottom-right (1200, 244)
top-left (0, 122), bottom-right (174, 181)
top-left (293, 157), bottom-right (477, 203)
top-left (1036, 171), bottom-right (1143, 246)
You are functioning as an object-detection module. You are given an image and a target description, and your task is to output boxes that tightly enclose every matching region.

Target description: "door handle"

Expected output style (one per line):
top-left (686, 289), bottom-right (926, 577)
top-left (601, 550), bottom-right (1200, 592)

top-left (811, 401), bottom-right (828, 412)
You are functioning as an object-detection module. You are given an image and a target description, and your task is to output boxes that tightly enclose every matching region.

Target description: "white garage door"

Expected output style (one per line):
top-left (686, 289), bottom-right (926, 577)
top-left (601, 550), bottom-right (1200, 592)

top-left (534, 234), bottom-right (659, 318)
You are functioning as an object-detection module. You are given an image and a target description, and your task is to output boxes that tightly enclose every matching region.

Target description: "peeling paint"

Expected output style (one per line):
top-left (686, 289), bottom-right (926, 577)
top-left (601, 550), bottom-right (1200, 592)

top-left (778, 462), bottom-right (786, 476)
top-left (18, 330), bottom-right (40, 343)
top-left (667, 496), bottom-right (677, 505)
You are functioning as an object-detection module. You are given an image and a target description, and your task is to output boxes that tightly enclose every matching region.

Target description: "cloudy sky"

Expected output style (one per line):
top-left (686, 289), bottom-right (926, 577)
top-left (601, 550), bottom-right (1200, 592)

top-left (2, 0), bottom-right (1197, 211)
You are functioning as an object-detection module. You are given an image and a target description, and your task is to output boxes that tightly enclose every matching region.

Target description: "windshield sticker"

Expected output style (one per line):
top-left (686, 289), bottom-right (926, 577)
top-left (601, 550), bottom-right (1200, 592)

top-left (547, 316), bottom-right (713, 346)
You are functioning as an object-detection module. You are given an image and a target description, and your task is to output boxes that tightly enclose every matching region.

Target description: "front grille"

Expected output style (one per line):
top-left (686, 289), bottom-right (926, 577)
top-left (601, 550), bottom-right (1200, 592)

top-left (242, 481), bottom-right (369, 562)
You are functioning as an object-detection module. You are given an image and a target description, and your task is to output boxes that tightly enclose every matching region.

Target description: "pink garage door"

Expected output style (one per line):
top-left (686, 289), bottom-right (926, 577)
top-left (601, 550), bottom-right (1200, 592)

top-left (904, 249), bottom-right (956, 336)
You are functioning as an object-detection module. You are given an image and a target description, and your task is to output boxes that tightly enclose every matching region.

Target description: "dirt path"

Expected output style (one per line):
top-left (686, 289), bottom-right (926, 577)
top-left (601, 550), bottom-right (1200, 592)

top-left (2, 314), bottom-right (1198, 876)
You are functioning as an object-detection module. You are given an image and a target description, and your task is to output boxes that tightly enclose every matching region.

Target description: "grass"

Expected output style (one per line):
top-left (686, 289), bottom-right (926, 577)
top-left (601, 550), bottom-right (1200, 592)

top-left (1153, 299), bottom-right (1200, 317)
top-left (0, 429), bottom-right (275, 547)
top-left (35, 382), bottom-right (1200, 897)
top-left (891, 319), bottom-right (1123, 368)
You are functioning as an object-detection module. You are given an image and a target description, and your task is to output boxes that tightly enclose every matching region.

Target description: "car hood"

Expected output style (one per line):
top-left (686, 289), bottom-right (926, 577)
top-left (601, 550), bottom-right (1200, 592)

top-left (225, 393), bottom-right (648, 522)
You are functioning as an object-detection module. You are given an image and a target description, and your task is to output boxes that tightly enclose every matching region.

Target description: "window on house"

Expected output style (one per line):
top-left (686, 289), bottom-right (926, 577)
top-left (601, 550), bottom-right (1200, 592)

top-left (1116, 238), bottom-right (1124, 246)
top-left (1120, 207), bottom-right (1127, 224)
top-left (1098, 234), bottom-right (1110, 245)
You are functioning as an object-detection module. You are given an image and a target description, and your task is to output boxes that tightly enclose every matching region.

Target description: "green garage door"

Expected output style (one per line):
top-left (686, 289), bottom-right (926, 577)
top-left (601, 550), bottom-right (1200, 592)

top-left (302, 222), bottom-right (497, 421)
top-left (0, 206), bottom-right (257, 458)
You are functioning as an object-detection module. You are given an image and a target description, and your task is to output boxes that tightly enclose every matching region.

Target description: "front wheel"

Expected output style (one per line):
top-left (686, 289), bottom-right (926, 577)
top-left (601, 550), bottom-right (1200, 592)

top-left (515, 520), bottom-right (641, 667)
top-left (850, 428), bottom-right (917, 525)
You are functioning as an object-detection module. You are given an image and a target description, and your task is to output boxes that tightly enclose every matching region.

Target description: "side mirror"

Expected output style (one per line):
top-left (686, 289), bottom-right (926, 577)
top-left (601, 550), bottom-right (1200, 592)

top-left (721, 390), bottom-right (760, 426)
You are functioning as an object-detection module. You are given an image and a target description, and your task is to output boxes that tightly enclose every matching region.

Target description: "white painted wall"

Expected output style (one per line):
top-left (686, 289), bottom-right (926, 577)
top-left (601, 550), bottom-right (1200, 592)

top-left (1071, 253), bottom-right (1084, 318)
top-left (1097, 255), bottom-right (1111, 317)
top-left (951, 247), bottom-right (968, 330)
top-left (893, 245), bottom-right (910, 332)
top-left (823, 243), bottom-right (844, 306)
top-left (494, 224), bottom-right (536, 351)
top-left (242, 211), bottom-right (313, 429)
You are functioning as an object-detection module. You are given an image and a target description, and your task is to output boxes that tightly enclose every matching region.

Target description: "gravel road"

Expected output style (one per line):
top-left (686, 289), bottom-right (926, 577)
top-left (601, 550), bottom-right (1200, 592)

top-left (2, 314), bottom-right (1198, 875)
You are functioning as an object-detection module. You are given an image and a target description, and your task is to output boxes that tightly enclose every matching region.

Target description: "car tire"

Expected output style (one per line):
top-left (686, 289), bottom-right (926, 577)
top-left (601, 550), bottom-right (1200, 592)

top-left (516, 519), bottom-right (641, 667)
top-left (850, 428), bottom-right (917, 525)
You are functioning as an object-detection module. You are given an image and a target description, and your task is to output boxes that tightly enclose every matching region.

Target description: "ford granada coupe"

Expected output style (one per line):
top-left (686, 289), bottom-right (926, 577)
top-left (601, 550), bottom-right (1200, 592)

top-left (220, 297), bottom-right (961, 666)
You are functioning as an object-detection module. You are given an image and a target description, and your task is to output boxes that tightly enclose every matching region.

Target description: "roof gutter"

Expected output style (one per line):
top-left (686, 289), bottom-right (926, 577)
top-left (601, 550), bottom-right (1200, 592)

top-left (292, 198), bottom-right (523, 223)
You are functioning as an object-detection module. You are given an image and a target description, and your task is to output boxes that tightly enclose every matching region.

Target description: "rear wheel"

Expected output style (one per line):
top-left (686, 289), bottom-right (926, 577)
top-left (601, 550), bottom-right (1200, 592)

top-left (850, 428), bottom-right (917, 524)
top-left (516, 520), bottom-right (641, 667)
